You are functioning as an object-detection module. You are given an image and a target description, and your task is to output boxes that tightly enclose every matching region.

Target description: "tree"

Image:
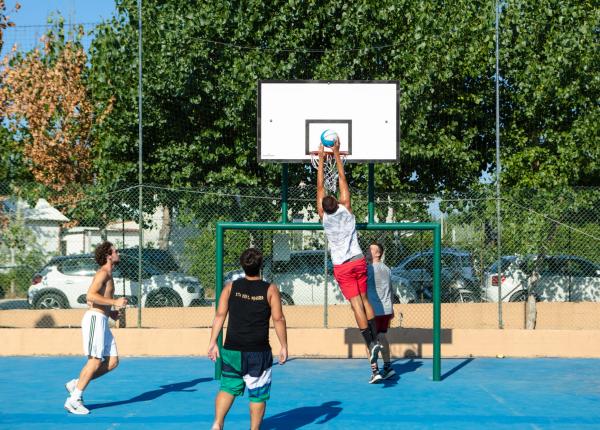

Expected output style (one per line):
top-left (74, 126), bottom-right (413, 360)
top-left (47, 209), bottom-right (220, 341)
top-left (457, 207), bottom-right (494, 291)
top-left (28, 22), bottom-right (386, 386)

top-left (88, 0), bottom-right (499, 195)
top-left (0, 1), bottom-right (19, 53)
top-left (0, 20), bottom-right (112, 207)
top-left (498, 0), bottom-right (599, 188)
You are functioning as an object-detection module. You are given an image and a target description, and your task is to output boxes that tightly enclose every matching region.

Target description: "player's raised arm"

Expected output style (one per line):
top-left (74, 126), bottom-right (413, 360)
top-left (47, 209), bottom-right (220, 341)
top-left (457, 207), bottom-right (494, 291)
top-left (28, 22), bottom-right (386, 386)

top-left (316, 143), bottom-right (326, 219)
top-left (333, 139), bottom-right (351, 212)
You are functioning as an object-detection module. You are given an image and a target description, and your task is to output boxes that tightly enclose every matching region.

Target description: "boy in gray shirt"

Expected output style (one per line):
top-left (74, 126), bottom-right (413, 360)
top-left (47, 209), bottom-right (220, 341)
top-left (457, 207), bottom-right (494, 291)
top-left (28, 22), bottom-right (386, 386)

top-left (367, 241), bottom-right (397, 383)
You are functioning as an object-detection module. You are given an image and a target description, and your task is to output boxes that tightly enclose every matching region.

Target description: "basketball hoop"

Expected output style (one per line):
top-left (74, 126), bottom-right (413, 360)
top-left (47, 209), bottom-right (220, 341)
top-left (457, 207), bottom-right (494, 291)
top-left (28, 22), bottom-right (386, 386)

top-left (310, 151), bottom-right (348, 193)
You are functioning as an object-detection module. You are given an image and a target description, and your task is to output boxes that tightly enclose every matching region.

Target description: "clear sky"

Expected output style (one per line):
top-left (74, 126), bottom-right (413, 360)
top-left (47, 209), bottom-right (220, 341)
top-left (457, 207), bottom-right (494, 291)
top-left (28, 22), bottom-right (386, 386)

top-left (3, 0), bottom-right (117, 53)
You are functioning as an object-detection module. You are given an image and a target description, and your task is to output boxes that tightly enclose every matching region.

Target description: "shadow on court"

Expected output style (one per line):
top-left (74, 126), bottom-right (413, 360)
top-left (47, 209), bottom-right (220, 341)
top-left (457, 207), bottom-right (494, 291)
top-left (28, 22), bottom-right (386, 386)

top-left (378, 358), bottom-right (423, 388)
top-left (441, 358), bottom-right (474, 381)
top-left (86, 377), bottom-right (211, 410)
top-left (262, 401), bottom-right (343, 429)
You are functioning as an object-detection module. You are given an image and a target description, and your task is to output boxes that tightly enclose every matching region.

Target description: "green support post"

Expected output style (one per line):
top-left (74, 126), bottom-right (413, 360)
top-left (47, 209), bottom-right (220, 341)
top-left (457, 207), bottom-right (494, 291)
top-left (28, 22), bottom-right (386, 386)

top-left (432, 224), bottom-right (442, 381)
top-left (281, 164), bottom-right (289, 224)
top-left (214, 224), bottom-right (224, 380)
top-left (368, 163), bottom-right (375, 223)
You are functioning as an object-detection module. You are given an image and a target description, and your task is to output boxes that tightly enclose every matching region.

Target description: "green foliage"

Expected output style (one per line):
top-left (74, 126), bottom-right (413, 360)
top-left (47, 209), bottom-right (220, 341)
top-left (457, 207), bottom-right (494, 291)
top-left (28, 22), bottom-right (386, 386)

top-left (499, 0), bottom-right (599, 188)
top-left (88, 0), bottom-right (500, 194)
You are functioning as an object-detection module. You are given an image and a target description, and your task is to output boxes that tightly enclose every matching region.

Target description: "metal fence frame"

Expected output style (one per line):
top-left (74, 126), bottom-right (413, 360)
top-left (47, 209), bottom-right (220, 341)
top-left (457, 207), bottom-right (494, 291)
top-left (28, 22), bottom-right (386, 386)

top-left (214, 221), bottom-right (443, 381)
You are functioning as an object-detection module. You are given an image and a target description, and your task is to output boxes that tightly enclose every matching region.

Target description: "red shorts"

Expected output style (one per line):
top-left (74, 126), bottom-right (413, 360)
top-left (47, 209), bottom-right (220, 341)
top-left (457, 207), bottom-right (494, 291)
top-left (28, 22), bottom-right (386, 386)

top-left (333, 257), bottom-right (368, 300)
top-left (375, 314), bottom-right (394, 333)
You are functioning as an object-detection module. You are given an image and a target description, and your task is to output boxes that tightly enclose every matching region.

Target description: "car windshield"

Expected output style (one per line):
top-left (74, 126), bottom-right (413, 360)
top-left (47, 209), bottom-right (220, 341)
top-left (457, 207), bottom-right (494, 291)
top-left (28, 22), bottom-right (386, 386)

top-left (487, 257), bottom-right (516, 273)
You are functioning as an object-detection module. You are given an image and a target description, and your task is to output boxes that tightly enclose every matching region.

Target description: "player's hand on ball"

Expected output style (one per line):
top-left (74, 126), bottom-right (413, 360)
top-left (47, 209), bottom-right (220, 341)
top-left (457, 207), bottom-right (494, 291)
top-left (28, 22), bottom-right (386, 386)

top-left (278, 347), bottom-right (288, 365)
top-left (208, 343), bottom-right (220, 362)
top-left (332, 138), bottom-right (340, 154)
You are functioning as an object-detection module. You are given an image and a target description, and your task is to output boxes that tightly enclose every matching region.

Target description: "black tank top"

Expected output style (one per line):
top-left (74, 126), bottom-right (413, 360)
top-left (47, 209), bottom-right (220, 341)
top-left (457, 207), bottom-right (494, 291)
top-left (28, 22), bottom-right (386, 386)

top-left (224, 278), bottom-right (271, 352)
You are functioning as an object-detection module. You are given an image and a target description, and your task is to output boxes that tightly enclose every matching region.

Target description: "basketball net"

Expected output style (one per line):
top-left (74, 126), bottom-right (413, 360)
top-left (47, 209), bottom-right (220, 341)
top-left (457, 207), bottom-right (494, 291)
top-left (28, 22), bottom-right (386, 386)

top-left (310, 151), bottom-right (348, 193)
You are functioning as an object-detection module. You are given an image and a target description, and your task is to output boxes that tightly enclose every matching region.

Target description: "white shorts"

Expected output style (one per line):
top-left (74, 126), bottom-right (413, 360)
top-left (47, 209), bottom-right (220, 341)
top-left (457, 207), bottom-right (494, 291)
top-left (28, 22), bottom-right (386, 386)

top-left (81, 310), bottom-right (117, 360)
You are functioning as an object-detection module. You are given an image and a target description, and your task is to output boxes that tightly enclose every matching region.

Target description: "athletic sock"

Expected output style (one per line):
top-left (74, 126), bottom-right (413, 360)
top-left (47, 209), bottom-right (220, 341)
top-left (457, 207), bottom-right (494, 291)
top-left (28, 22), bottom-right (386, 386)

top-left (360, 327), bottom-right (374, 347)
top-left (71, 388), bottom-right (83, 400)
top-left (368, 318), bottom-right (378, 340)
top-left (383, 361), bottom-right (392, 370)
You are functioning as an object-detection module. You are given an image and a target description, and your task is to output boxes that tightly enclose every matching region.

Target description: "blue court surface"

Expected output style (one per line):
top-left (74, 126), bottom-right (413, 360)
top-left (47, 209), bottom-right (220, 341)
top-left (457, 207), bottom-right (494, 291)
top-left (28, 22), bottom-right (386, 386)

top-left (1, 356), bottom-right (599, 429)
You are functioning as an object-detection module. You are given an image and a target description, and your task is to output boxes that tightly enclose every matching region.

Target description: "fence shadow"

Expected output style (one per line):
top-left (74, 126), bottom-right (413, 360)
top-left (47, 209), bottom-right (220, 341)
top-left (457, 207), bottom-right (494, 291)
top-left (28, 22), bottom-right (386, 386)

top-left (261, 401), bottom-right (343, 429)
top-left (86, 377), bottom-right (211, 410)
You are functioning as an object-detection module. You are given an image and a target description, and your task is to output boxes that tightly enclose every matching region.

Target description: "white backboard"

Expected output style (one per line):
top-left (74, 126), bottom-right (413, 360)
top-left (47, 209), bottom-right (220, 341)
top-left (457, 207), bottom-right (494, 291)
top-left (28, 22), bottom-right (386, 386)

top-left (258, 80), bottom-right (400, 163)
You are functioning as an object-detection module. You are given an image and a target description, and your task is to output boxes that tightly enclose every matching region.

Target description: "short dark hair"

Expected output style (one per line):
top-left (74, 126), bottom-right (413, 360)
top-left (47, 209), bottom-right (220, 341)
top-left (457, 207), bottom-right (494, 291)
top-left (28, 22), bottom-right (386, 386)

top-left (240, 248), bottom-right (263, 276)
top-left (371, 241), bottom-right (384, 255)
top-left (95, 241), bottom-right (114, 266)
top-left (322, 195), bottom-right (339, 214)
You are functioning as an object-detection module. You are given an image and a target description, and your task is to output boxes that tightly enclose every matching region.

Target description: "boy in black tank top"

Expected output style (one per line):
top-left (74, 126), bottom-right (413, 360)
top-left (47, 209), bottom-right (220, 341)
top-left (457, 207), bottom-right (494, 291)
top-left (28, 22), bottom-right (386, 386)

top-left (208, 248), bottom-right (288, 430)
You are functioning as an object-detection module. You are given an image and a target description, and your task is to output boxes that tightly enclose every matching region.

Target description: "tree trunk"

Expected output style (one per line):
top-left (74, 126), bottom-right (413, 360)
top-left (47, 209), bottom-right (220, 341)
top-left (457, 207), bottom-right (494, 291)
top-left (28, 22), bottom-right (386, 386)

top-left (158, 206), bottom-right (171, 250)
top-left (525, 294), bottom-right (537, 329)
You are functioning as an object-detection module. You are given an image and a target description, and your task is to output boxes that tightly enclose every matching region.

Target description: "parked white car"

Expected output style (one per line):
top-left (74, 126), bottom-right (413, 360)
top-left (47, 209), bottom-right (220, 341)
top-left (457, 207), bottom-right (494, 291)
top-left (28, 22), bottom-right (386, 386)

top-left (28, 253), bottom-right (205, 309)
top-left (481, 255), bottom-right (600, 302)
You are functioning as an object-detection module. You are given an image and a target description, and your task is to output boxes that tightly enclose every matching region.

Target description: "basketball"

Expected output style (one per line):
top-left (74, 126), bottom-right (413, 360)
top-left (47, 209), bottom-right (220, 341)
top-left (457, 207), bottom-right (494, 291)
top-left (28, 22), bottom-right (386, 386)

top-left (320, 129), bottom-right (338, 147)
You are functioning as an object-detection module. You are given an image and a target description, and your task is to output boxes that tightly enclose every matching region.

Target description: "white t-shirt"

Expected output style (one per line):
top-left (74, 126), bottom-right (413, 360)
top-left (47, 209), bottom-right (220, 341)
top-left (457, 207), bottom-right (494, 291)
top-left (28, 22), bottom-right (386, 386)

top-left (322, 205), bottom-right (363, 265)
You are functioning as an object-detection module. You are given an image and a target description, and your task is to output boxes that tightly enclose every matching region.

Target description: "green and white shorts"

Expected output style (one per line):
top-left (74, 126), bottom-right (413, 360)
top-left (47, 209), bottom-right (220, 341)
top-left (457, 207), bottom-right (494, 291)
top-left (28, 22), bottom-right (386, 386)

top-left (220, 348), bottom-right (273, 403)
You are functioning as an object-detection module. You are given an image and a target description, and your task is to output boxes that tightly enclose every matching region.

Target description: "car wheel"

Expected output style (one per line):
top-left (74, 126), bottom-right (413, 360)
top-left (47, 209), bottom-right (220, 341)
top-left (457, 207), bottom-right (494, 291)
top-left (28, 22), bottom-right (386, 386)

top-left (147, 290), bottom-right (181, 307)
top-left (35, 292), bottom-right (68, 309)
top-left (280, 293), bottom-right (294, 306)
top-left (509, 290), bottom-right (529, 302)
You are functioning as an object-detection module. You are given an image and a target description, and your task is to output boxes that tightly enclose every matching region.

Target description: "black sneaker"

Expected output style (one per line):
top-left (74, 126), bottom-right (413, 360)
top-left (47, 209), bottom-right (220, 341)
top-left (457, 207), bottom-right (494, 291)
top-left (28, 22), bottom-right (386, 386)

top-left (368, 342), bottom-right (382, 364)
top-left (369, 372), bottom-right (383, 384)
top-left (381, 366), bottom-right (396, 380)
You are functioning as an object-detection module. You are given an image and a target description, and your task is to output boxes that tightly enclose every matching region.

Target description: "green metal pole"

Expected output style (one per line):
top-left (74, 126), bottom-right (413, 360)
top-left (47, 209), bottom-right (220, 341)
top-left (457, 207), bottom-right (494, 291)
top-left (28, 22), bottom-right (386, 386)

top-left (214, 224), bottom-right (224, 380)
top-left (432, 224), bottom-right (442, 381)
top-left (281, 164), bottom-right (289, 224)
top-left (368, 163), bottom-right (375, 224)
top-left (136, 0), bottom-right (143, 329)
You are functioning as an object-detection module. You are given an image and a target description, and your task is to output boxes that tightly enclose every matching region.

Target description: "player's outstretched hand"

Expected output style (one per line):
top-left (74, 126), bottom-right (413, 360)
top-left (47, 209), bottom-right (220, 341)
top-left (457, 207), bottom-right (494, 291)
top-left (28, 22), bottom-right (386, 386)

top-left (208, 342), bottom-right (220, 362)
top-left (318, 143), bottom-right (325, 160)
top-left (278, 346), bottom-right (288, 365)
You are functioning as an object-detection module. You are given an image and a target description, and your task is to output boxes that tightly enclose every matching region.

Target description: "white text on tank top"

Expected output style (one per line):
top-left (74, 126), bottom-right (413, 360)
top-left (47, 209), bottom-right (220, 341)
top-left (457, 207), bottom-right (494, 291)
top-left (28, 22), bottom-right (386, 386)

top-left (322, 205), bottom-right (362, 265)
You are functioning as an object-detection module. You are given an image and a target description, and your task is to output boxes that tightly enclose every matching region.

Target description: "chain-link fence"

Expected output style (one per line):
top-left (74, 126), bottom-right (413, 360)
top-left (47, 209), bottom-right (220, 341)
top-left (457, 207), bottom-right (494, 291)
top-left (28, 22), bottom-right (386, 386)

top-left (1, 183), bottom-right (599, 329)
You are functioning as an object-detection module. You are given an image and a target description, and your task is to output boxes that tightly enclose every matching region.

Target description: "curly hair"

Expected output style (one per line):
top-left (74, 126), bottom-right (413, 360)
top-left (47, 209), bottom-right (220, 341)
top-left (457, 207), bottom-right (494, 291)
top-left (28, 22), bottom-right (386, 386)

top-left (95, 241), bottom-right (114, 266)
top-left (240, 248), bottom-right (263, 277)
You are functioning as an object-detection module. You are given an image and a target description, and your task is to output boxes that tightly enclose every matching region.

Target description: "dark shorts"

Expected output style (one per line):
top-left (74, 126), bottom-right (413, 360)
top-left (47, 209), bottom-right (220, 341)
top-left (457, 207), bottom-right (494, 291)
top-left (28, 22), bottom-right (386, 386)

top-left (375, 314), bottom-right (394, 333)
top-left (333, 257), bottom-right (368, 300)
top-left (220, 348), bottom-right (273, 403)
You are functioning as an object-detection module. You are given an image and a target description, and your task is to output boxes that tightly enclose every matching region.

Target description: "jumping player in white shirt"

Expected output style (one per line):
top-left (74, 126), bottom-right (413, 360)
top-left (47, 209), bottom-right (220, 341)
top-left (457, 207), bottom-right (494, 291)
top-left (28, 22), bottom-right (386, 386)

top-left (316, 139), bottom-right (382, 372)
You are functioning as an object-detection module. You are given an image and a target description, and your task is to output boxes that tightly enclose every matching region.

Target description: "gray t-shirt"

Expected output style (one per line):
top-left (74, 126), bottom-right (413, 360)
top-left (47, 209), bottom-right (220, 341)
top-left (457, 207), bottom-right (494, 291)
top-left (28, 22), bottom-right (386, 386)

top-left (367, 262), bottom-right (393, 316)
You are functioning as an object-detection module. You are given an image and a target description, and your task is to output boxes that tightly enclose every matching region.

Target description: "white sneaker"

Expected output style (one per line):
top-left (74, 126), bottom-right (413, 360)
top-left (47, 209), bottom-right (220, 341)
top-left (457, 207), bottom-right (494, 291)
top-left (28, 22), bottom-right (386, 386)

top-left (369, 372), bottom-right (383, 384)
top-left (65, 379), bottom-right (78, 395)
top-left (64, 397), bottom-right (90, 415)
